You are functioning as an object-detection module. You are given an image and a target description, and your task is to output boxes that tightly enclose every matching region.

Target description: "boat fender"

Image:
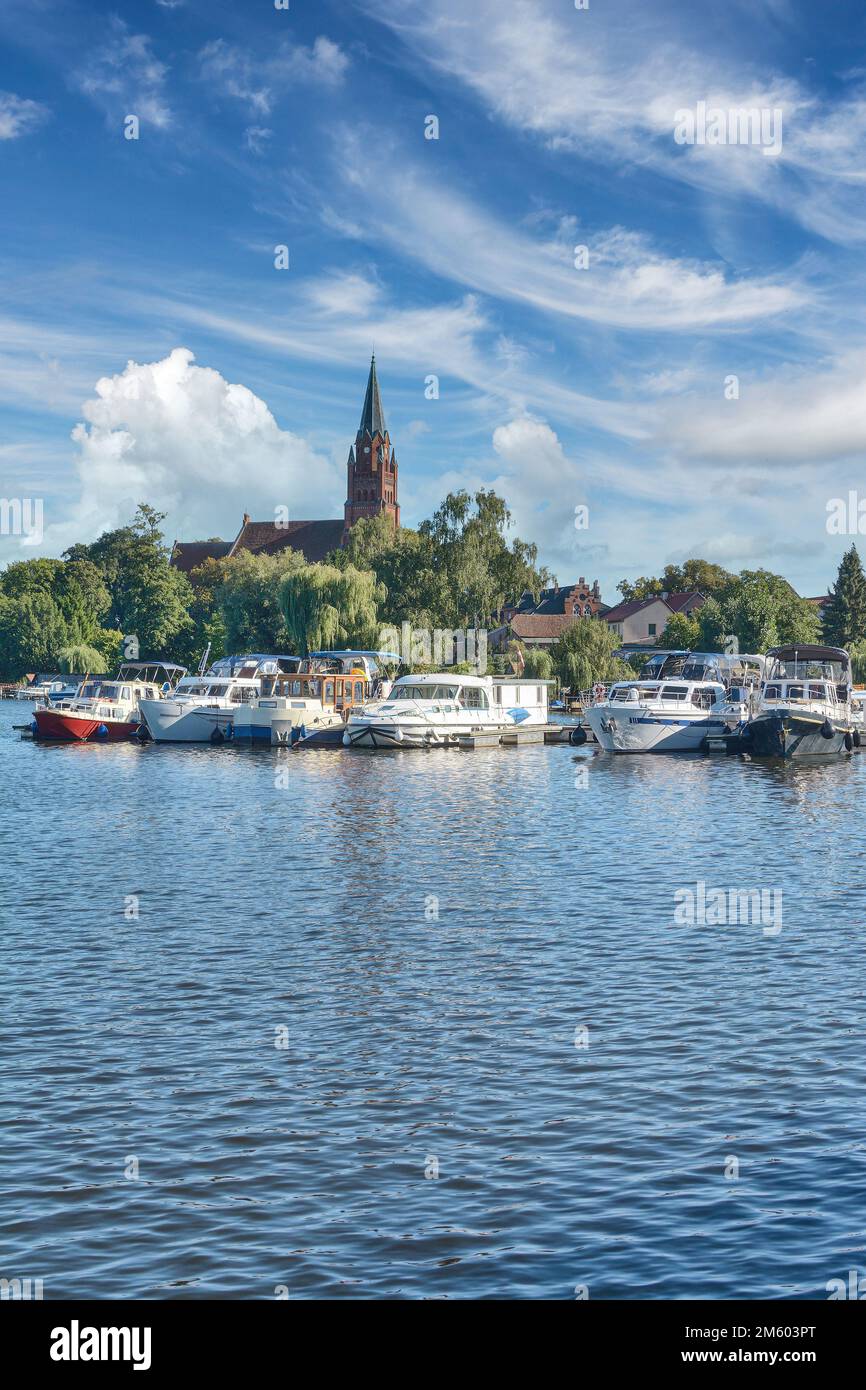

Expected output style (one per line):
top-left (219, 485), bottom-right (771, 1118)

top-left (95, 724), bottom-right (108, 739)
top-left (845, 731), bottom-right (854, 752)
top-left (210, 727), bottom-right (225, 744)
top-left (820, 719), bottom-right (835, 740)
top-left (30, 719), bottom-right (38, 734)
top-left (739, 722), bottom-right (752, 740)
top-left (854, 728), bottom-right (861, 748)
top-left (569, 726), bottom-right (587, 746)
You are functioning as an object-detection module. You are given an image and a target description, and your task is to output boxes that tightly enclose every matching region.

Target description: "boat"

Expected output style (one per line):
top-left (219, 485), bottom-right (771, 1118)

top-left (343, 673), bottom-right (551, 748)
top-left (138, 654), bottom-right (299, 743)
top-left (738, 645), bottom-right (855, 758)
top-left (233, 650), bottom-right (392, 744)
top-left (585, 652), bottom-right (765, 753)
top-left (15, 674), bottom-right (66, 701)
top-left (32, 663), bottom-right (187, 741)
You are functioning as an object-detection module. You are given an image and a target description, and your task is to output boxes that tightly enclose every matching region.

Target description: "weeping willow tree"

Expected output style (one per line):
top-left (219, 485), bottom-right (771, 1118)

top-left (278, 563), bottom-right (385, 654)
top-left (549, 619), bottom-right (635, 690)
top-left (56, 643), bottom-right (106, 673)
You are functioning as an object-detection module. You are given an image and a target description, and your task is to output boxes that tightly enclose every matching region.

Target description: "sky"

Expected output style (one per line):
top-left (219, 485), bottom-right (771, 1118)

top-left (1, 0), bottom-right (866, 600)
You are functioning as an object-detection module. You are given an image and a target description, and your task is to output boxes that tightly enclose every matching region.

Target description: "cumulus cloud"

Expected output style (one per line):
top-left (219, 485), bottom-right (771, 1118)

top-left (0, 90), bottom-right (49, 139)
top-left (199, 36), bottom-right (348, 116)
top-left (38, 348), bottom-right (342, 553)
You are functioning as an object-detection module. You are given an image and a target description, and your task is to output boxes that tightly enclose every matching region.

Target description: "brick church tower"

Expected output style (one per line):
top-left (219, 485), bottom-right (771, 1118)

top-left (343, 355), bottom-right (400, 541)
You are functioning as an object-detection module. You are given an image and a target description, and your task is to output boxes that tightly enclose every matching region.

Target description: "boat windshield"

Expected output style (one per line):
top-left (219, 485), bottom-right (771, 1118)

top-left (768, 656), bottom-right (846, 682)
top-left (389, 683), bottom-right (460, 700)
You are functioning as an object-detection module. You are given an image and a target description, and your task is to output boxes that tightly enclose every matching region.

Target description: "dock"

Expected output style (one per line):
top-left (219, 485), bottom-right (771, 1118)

top-left (458, 722), bottom-right (593, 749)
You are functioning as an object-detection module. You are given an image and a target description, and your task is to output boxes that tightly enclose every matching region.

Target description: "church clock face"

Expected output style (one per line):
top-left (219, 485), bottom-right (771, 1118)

top-left (364, 446), bottom-right (370, 454)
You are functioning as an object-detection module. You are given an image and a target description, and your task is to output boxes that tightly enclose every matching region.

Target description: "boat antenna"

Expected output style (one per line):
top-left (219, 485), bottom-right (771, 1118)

top-left (197, 642), bottom-right (211, 676)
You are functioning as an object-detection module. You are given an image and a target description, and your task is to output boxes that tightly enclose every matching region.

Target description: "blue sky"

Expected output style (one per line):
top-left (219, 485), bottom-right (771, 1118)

top-left (2, 0), bottom-right (866, 600)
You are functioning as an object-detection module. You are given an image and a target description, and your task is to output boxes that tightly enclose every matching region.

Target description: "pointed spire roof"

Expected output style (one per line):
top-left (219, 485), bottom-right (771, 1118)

top-left (358, 354), bottom-right (387, 438)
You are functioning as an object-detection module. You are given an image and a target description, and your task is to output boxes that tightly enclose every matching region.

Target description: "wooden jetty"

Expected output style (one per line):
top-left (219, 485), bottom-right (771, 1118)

top-left (458, 722), bottom-right (594, 749)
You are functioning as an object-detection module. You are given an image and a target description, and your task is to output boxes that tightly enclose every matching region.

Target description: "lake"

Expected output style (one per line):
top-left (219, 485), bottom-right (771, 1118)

top-left (2, 699), bottom-right (864, 1299)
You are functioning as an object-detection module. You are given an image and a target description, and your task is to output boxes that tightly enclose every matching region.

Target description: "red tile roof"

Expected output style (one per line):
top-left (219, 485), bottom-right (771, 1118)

top-left (232, 519), bottom-right (345, 564)
top-left (169, 540), bottom-right (234, 573)
top-left (509, 613), bottom-right (578, 639)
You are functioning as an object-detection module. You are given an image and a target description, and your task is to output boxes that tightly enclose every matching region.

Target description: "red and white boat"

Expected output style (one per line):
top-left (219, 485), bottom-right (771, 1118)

top-left (32, 662), bottom-right (186, 741)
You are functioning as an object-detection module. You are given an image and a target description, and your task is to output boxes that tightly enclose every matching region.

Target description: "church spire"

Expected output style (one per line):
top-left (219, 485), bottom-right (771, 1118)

top-left (358, 353), bottom-right (387, 438)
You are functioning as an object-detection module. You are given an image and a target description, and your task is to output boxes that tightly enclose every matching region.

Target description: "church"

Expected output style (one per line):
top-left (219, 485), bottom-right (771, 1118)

top-left (170, 355), bottom-right (400, 573)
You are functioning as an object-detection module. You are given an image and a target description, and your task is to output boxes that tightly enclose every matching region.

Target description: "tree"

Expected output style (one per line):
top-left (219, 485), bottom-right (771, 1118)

top-left (279, 563), bottom-right (385, 653)
top-left (693, 571), bottom-right (820, 653)
top-left (215, 549), bottom-right (304, 655)
top-left (65, 504), bottom-right (192, 657)
top-left (549, 619), bottom-right (635, 691)
top-left (823, 545), bottom-right (866, 649)
top-left (56, 643), bottom-right (107, 674)
top-left (0, 591), bottom-right (70, 678)
top-left (617, 559), bottom-right (733, 602)
top-left (660, 612), bottom-right (701, 649)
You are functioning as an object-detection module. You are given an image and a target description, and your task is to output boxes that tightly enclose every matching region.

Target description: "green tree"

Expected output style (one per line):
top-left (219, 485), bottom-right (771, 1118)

top-left (65, 504), bottom-right (192, 657)
top-left (56, 643), bottom-right (107, 674)
top-left (279, 562), bottom-right (385, 653)
top-left (617, 559), bottom-right (733, 602)
top-left (214, 549), bottom-right (304, 655)
top-left (823, 545), bottom-right (866, 649)
top-left (549, 619), bottom-right (634, 690)
top-left (660, 612), bottom-right (702, 649)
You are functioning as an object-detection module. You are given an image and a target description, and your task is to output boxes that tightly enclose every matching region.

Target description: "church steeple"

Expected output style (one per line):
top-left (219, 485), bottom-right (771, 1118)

top-left (344, 356), bottom-right (400, 540)
top-left (358, 354), bottom-right (387, 438)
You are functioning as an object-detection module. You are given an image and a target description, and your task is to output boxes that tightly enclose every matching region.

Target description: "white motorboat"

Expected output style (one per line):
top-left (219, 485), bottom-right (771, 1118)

top-left (344, 673), bottom-right (551, 748)
top-left (586, 652), bottom-right (764, 753)
top-left (738, 645), bottom-right (855, 758)
top-left (139, 654), bottom-right (297, 743)
top-left (233, 650), bottom-right (390, 744)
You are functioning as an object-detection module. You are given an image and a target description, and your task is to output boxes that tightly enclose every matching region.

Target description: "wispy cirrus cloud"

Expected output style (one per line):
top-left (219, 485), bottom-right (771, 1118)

top-left (366, 0), bottom-right (866, 244)
top-left (199, 35), bottom-right (348, 117)
top-left (328, 126), bottom-right (806, 331)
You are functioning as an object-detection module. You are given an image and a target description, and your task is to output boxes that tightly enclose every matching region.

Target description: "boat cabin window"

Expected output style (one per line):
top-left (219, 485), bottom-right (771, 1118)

top-left (808, 684), bottom-right (826, 699)
top-left (459, 685), bottom-right (488, 709)
top-left (786, 685), bottom-right (805, 701)
top-left (353, 681), bottom-right (364, 703)
top-left (324, 680), bottom-right (334, 704)
top-left (660, 685), bottom-right (689, 701)
top-left (691, 688), bottom-right (715, 709)
top-left (230, 685), bottom-right (255, 704)
top-left (764, 684), bottom-right (782, 699)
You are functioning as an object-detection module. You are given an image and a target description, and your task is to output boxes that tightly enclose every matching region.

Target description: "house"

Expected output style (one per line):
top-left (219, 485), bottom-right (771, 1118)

top-left (602, 591), bottom-right (705, 645)
top-left (170, 356), bottom-right (400, 574)
top-left (503, 577), bottom-right (604, 624)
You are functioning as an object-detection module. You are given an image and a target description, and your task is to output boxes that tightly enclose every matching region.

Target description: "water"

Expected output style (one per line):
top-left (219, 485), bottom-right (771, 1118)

top-left (2, 699), bottom-right (865, 1300)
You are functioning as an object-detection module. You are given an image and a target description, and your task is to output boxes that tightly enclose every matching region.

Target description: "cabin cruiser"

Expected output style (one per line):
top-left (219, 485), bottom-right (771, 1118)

top-left (344, 673), bottom-right (550, 748)
top-left (738, 645), bottom-right (855, 758)
top-left (16, 674), bottom-right (66, 701)
top-left (32, 663), bottom-right (186, 741)
top-left (233, 651), bottom-right (393, 744)
top-left (586, 653), bottom-right (764, 753)
top-left (139, 654), bottom-right (298, 743)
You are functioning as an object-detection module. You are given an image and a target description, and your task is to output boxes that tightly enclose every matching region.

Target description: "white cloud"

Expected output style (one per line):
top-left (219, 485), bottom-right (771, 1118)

top-left (74, 22), bottom-right (172, 129)
top-left (0, 90), bottom-right (49, 139)
top-left (199, 36), bottom-right (348, 116)
top-left (330, 127), bottom-right (805, 331)
top-left (36, 348), bottom-right (341, 553)
top-left (366, 0), bottom-right (866, 244)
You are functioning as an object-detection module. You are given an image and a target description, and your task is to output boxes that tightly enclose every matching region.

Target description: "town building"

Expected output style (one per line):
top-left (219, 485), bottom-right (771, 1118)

top-left (170, 356), bottom-right (399, 574)
top-left (602, 591), bottom-right (705, 646)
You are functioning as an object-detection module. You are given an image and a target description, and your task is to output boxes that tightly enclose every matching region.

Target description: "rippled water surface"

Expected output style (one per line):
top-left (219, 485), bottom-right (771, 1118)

top-left (2, 700), bottom-right (865, 1299)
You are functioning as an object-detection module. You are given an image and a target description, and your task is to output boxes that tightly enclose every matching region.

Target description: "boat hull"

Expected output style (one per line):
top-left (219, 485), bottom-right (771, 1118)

top-left (139, 700), bottom-right (235, 743)
top-left (32, 708), bottom-right (140, 741)
top-left (740, 711), bottom-right (851, 758)
top-left (585, 705), bottom-right (729, 753)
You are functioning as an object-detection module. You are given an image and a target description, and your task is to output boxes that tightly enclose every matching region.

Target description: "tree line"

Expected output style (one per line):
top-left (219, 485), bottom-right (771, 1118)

top-left (2, 498), bottom-right (865, 687)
